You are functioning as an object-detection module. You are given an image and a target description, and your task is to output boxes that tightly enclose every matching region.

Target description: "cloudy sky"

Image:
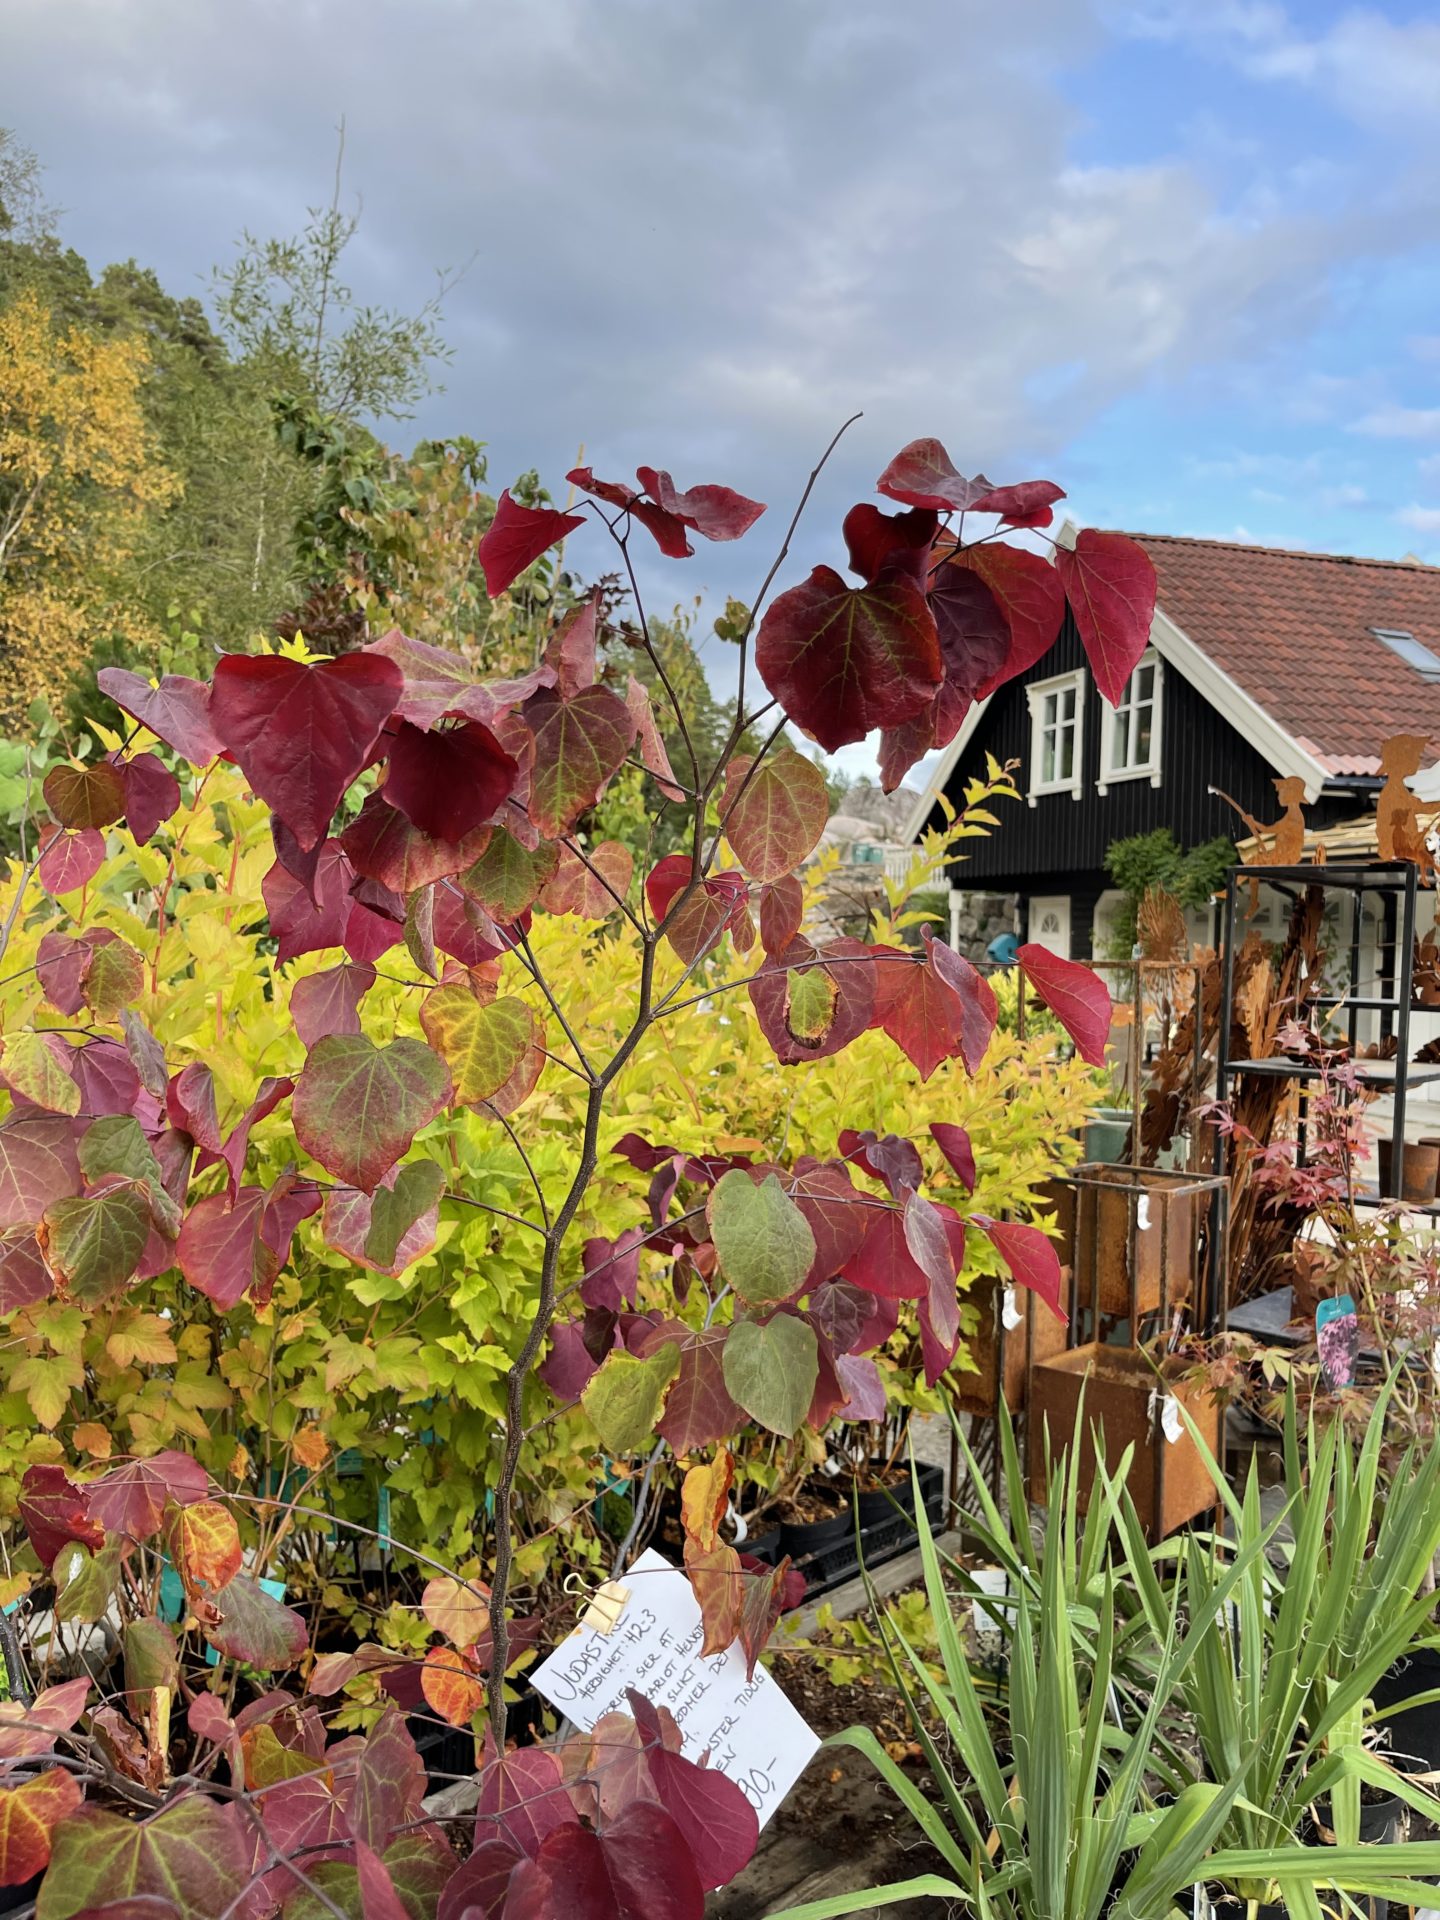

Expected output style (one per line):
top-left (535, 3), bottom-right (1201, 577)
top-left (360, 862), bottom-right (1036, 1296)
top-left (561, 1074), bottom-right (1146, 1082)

top-left (8, 0), bottom-right (1440, 770)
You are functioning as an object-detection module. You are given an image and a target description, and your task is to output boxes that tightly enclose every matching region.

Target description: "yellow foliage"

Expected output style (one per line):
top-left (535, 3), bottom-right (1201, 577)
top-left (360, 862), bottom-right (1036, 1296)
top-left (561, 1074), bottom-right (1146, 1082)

top-left (0, 290), bottom-right (178, 720)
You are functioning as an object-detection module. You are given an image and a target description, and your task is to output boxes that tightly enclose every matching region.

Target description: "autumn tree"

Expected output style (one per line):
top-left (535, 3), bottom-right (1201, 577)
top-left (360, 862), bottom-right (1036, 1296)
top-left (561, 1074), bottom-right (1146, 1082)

top-left (0, 288), bottom-right (177, 724)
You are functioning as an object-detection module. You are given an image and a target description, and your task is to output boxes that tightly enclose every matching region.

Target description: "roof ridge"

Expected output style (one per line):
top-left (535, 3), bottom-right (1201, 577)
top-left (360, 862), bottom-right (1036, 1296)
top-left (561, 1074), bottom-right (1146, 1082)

top-left (1113, 530), bottom-right (1436, 573)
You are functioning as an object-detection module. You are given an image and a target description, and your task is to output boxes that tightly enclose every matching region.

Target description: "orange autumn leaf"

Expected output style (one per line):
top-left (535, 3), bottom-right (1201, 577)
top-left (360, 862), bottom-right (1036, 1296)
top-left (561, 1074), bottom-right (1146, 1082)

top-left (682, 1536), bottom-right (743, 1656)
top-left (421, 1573), bottom-right (491, 1650)
top-left (73, 1422), bottom-right (112, 1460)
top-left (420, 1644), bottom-right (485, 1728)
top-left (680, 1450), bottom-right (733, 1553)
top-left (292, 1427), bottom-right (330, 1470)
top-left (0, 1768), bottom-right (82, 1884)
top-left (170, 1500), bottom-right (242, 1601)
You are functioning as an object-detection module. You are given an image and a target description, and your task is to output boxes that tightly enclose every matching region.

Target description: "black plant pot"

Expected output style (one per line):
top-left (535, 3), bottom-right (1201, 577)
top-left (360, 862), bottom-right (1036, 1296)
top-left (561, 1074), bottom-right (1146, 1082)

top-left (1370, 1645), bottom-right (1440, 1773)
top-left (0, 1872), bottom-right (42, 1916)
top-left (778, 1502), bottom-right (854, 1560)
top-left (1312, 1751), bottom-right (1425, 1848)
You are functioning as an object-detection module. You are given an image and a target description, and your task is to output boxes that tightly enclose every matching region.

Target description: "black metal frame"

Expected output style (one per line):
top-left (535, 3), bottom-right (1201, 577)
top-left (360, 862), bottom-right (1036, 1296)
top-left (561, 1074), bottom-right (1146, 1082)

top-left (1212, 858), bottom-right (1440, 1326)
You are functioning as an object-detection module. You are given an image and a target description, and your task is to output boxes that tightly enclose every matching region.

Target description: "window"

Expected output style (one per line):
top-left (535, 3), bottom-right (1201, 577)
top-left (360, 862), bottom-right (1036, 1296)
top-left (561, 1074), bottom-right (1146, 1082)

top-left (1372, 627), bottom-right (1440, 681)
top-left (1026, 671), bottom-right (1084, 803)
top-left (1099, 651), bottom-right (1163, 790)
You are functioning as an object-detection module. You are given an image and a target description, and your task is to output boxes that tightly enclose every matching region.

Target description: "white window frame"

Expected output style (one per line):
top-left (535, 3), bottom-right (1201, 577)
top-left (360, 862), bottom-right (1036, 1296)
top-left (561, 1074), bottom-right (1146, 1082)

top-left (1026, 670), bottom-right (1085, 806)
top-left (1098, 650), bottom-right (1163, 793)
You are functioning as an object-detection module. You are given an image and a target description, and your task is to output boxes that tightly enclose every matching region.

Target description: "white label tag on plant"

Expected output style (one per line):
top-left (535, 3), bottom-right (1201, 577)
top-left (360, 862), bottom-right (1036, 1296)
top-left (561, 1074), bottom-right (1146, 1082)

top-left (1137, 1194), bottom-right (1152, 1232)
top-left (529, 1549), bottom-right (819, 1827)
top-left (1001, 1285), bottom-right (1022, 1331)
top-left (1161, 1396), bottom-right (1184, 1444)
top-left (970, 1566), bottom-right (1009, 1638)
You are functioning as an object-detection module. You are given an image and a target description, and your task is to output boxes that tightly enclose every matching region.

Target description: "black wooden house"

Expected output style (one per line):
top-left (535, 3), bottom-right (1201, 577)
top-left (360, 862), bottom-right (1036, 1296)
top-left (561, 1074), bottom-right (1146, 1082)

top-left (904, 527), bottom-right (1440, 959)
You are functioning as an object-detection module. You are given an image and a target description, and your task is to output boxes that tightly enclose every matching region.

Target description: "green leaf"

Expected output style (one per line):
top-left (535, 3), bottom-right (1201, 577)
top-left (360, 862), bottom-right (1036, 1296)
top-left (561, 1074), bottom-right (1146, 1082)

top-left (81, 938), bottom-right (145, 1019)
top-left (0, 1032), bottom-right (79, 1116)
top-left (37, 1185), bottom-right (150, 1306)
top-left (293, 1035), bottom-right (452, 1192)
top-left (722, 1315), bottom-right (818, 1435)
top-left (277, 1832), bottom-right (457, 1920)
top-left (78, 1116), bottom-right (178, 1234)
top-left (53, 1541), bottom-right (121, 1624)
top-left (418, 988), bottom-right (537, 1107)
top-left (10, 1354), bottom-right (82, 1429)
top-left (36, 1798), bottom-right (250, 1920)
top-left (785, 966), bottom-right (839, 1044)
top-left (582, 1344), bottom-right (682, 1453)
top-left (723, 747), bottom-right (830, 883)
top-left (365, 1160), bottom-right (446, 1270)
top-left (461, 828), bottom-right (560, 919)
top-left (526, 685), bottom-right (633, 836)
top-left (707, 1170), bottom-right (814, 1308)
top-left (124, 1616), bottom-right (179, 1706)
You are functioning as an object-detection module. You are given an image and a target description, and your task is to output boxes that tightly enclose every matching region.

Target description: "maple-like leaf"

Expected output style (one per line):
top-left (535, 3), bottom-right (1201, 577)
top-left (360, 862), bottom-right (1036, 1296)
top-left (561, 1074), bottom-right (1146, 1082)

top-left (476, 488), bottom-right (585, 597)
top-left (209, 652), bottom-right (403, 850)
top-left (1017, 942), bottom-right (1112, 1066)
top-left (97, 667), bottom-right (223, 764)
top-left (755, 566), bottom-right (941, 753)
top-left (294, 1035), bottom-right (451, 1191)
top-left (0, 1768), bottom-right (82, 1886)
top-left (1054, 527), bottom-right (1158, 706)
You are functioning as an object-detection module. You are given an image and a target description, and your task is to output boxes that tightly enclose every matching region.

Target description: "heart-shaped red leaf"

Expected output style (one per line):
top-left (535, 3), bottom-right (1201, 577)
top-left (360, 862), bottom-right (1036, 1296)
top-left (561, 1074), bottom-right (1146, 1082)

top-left (755, 566), bottom-right (941, 753)
top-left (634, 467), bottom-right (766, 542)
top-left (97, 668), bottom-right (223, 765)
top-left (209, 652), bottom-right (403, 850)
top-left (476, 488), bottom-right (585, 598)
top-left (382, 719), bottom-right (518, 842)
top-left (972, 1213), bottom-right (1068, 1323)
top-left (1017, 942), bottom-right (1112, 1066)
top-left (876, 438), bottom-right (995, 512)
top-left (1054, 528), bottom-right (1158, 706)
top-left (526, 686), bottom-right (633, 836)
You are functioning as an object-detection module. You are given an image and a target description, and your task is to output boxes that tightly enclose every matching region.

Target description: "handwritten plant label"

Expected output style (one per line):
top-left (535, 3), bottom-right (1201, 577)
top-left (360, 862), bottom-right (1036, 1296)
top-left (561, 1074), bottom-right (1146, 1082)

top-left (530, 1548), bottom-right (819, 1827)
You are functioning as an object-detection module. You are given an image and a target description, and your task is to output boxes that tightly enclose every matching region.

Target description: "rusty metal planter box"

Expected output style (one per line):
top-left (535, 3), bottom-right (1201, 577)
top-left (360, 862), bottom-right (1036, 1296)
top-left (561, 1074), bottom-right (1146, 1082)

top-left (1028, 1343), bottom-right (1221, 1540)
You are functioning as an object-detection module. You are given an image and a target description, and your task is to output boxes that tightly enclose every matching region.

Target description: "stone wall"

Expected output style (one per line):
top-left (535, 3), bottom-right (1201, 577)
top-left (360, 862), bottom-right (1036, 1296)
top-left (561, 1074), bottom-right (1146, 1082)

top-left (949, 889), bottom-right (1018, 962)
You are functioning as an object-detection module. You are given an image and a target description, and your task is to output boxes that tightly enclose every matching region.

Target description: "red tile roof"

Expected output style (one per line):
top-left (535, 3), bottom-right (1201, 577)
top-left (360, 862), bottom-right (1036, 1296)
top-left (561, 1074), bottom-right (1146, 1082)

top-left (1123, 532), bottom-right (1440, 776)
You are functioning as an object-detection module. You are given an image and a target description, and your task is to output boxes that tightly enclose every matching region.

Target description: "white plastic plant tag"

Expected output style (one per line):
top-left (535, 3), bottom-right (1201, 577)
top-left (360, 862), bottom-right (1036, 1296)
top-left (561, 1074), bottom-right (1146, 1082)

top-left (1001, 1285), bottom-right (1022, 1331)
top-left (970, 1566), bottom-right (1009, 1639)
top-left (1136, 1194), bottom-right (1152, 1232)
top-left (1161, 1395), bottom-right (1184, 1444)
top-left (530, 1549), bottom-right (819, 1827)
top-left (1192, 1886), bottom-right (1214, 1920)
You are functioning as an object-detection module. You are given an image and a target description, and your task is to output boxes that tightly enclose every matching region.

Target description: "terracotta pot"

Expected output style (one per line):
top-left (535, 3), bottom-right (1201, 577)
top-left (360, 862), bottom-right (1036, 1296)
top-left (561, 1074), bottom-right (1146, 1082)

top-left (1028, 1343), bottom-right (1221, 1541)
top-left (1377, 1137), bottom-right (1439, 1203)
top-left (1071, 1164), bottom-right (1204, 1318)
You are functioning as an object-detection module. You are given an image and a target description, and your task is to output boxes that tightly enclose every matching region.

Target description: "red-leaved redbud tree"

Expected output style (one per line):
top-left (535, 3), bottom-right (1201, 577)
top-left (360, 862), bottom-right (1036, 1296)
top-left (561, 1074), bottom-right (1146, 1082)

top-left (0, 425), bottom-right (1151, 1917)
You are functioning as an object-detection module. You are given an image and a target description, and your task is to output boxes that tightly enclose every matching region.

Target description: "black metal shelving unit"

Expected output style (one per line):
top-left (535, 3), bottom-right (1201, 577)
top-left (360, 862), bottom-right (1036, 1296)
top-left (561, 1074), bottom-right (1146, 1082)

top-left (1213, 858), bottom-right (1440, 1327)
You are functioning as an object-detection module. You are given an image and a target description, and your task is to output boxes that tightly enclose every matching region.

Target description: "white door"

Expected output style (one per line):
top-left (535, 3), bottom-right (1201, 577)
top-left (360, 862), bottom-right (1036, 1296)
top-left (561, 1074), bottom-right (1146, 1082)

top-left (1028, 895), bottom-right (1071, 958)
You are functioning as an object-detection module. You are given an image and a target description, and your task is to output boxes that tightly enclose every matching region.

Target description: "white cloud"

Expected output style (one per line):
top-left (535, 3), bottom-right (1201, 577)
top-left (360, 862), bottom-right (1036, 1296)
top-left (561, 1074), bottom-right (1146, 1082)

top-left (1352, 406), bottom-right (1440, 440)
top-left (1397, 505), bottom-right (1440, 535)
